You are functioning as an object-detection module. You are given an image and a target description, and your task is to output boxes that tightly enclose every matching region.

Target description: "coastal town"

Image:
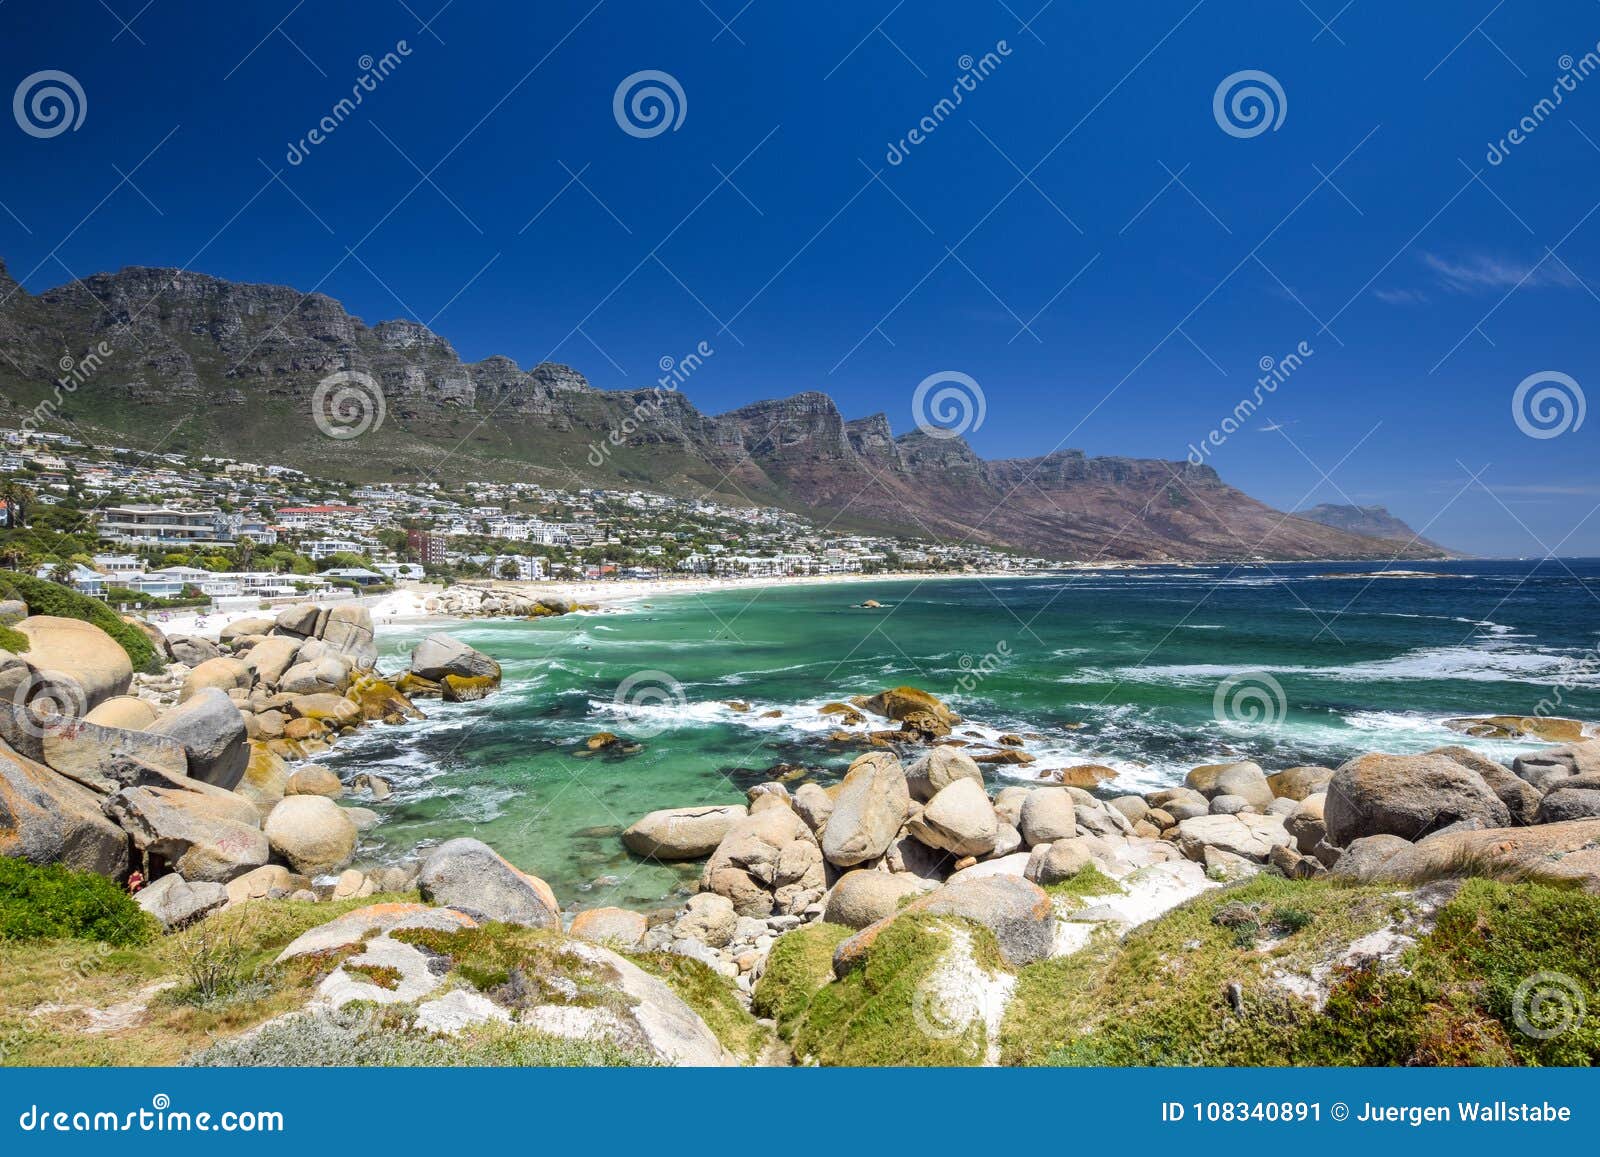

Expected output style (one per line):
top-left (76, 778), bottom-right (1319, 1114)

top-left (0, 428), bottom-right (1054, 605)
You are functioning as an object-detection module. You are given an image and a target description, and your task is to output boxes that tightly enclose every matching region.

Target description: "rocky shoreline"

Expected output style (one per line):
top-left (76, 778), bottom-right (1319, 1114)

top-left (3, 594), bottom-right (1598, 1065)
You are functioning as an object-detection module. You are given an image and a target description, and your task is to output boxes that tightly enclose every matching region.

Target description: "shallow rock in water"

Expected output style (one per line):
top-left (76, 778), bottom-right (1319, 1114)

top-left (263, 794), bottom-right (357, 876)
top-left (820, 751), bottom-right (911, 868)
top-left (1445, 714), bottom-right (1586, 742)
top-left (137, 873), bottom-right (228, 928)
top-left (409, 632), bottom-right (501, 683)
top-left (823, 869), bottom-right (936, 929)
top-left (418, 836), bottom-right (561, 928)
top-left (622, 803), bottom-right (747, 860)
top-left (1055, 763), bottom-right (1116, 788)
top-left (857, 686), bottom-right (959, 739)
top-left (1324, 752), bottom-right (1511, 845)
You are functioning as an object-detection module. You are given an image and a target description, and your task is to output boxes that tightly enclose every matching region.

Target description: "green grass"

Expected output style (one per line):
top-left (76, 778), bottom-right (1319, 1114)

top-left (0, 623), bottom-right (28, 652)
top-left (789, 915), bottom-right (1006, 1067)
top-left (751, 921), bottom-right (853, 1042)
top-left (0, 892), bottom-right (415, 1066)
top-left (998, 876), bottom-right (1600, 1067)
top-left (0, 573), bottom-right (163, 672)
top-left (629, 951), bottom-right (771, 1063)
top-left (1042, 864), bottom-right (1124, 900)
top-left (999, 875), bottom-right (1414, 1066)
top-left (0, 857), bottom-right (155, 947)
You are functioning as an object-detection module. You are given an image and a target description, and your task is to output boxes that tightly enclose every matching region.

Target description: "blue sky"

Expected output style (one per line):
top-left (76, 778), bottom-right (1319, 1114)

top-left (1, 0), bottom-right (1597, 556)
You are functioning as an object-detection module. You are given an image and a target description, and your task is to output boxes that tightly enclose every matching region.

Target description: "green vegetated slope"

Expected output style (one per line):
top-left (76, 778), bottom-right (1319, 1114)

top-left (770, 876), bottom-right (1600, 1068)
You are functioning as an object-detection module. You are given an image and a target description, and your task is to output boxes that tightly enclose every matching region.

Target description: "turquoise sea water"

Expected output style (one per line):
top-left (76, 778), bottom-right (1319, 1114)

top-left (324, 559), bottom-right (1600, 912)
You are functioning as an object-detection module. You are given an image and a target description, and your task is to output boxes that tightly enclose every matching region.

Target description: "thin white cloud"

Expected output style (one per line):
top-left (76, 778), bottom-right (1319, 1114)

top-left (1419, 251), bottom-right (1580, 294)
top-left (1372, 287), bottom-right (1428, 305)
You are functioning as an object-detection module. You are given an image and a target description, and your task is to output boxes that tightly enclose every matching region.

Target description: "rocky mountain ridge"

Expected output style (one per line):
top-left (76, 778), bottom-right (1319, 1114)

top-left (0, 260), bottom-right (1446, 561)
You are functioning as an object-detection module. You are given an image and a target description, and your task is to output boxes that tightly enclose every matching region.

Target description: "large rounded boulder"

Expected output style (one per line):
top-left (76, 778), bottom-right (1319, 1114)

top-left (145, 687), bottom-right (250, 789)
top-left (622, 803), bottom-right (746, 860)
top-left (1324, 752), bottom-right (1511, 846)
top-left (820, 751), bottom-right (911, 867)
top-left (263, 795), bottom-right (358, 876)
top-left (12, 616), bottom-right (133, 708)
top-left (417, 836), bottom-right (560, 928)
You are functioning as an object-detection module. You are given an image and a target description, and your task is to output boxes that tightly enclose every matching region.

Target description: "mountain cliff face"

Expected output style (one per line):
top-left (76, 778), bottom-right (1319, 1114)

top-left (0, 260), bottom-right (1445, 561)
top-left (1296, 504), bottom-right (1456, 555)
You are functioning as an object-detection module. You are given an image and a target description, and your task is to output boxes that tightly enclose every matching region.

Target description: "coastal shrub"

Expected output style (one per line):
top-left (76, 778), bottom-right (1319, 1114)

top-left (0, 857), bottom-right (155, 947)
top-left (0, 573), bottom-right (163, 672)
top-left (999, 875), bottom-right (1410, 1066)
top-left (165, 917), bottom-right (267, 1007)
top-left (999, 876), bottom-right (1600, 1067)
top-left (790, 915), bottom-right (1006, 1067)
top-left (389, 922), bottom-right (632, 1012)
top-left (1042, 864), bottom-right (1123, 901)
top-left (1304, 879), bottom-right (1600, 1066)
top-left (751, 921), bottom-right (853, 1041)
top-left (185, 1005), bottom-right (657, 1067)
top-left (0, 623), bottom-right (27, 653)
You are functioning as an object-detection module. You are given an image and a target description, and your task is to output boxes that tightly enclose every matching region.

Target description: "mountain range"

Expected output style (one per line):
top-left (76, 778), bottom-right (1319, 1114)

top-left (0, 259), bottom-right (1449, 562)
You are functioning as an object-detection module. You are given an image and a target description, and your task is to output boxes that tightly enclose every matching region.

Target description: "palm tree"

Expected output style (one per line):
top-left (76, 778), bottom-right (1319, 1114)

top-left (236, 536), bottom-right (257, 570)
top-left (48, 562), bottom-right (75, 587)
